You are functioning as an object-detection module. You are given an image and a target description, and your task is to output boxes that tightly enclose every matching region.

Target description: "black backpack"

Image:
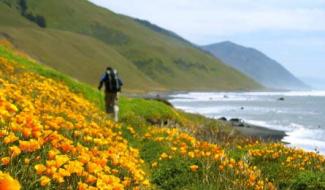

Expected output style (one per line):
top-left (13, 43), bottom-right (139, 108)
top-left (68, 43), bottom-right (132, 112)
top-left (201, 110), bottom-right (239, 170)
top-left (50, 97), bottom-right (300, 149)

top-left (105, 69), bottom-right (123, 92)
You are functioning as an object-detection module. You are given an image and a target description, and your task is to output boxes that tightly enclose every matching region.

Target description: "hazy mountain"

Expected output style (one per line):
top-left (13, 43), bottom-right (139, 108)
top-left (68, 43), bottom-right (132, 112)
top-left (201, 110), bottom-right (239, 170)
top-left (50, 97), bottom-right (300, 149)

top-left (202, 41), bottom-right (308, 90)
top-left (0, 0), bottom-right (261, 92)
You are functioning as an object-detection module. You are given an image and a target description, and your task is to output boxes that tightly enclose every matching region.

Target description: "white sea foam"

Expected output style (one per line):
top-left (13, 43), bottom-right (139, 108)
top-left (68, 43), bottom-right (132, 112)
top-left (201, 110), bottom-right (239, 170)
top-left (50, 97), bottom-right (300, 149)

top-left (241, 120), bottom-right (325, 154)
top-left (283, 136), bottom-right (325, 155)
top-left (286, 127), bottom-right (325, 141)
top-left (175, 105), bottom-right (236, 115)
top-left (244, 120), bottom-right (293, 131)
top-left (170, 91), bottom-right (325, 154)
top-left (170, 91), bottom-right (325, 103)
top-left (241, 91), bottom-right (325, 97)
top-left (170, 92), bottom-right (261, 102)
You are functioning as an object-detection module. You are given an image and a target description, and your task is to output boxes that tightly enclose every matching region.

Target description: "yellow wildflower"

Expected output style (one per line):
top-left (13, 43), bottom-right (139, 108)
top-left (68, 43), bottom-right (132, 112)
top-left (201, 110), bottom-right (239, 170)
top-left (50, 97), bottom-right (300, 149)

top-left (1, 157), bottom-right (10, 166)
top-left (0, 171), bottom-right (21, 190)
top-left (190, 165), bottom-right (199, 172)
top-left (34, 164), bottom-right (47, 175)
top-left (40, 176), bottom-right (51, 187)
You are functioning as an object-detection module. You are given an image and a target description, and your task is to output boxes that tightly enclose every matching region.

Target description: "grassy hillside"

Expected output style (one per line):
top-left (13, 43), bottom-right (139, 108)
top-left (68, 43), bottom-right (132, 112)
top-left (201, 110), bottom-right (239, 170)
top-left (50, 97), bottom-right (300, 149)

top-left (1, 41), bottom-right (325, 190)
top-left (0, 0), bottom-right (261, 91)
top-left (0, 26), bottom-right (161, 92)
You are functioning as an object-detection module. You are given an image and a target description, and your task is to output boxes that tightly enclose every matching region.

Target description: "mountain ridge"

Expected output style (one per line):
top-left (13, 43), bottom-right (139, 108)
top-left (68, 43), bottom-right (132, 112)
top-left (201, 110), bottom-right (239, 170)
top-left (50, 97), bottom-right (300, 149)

top-left (202, 41), bottom-right (308, 90)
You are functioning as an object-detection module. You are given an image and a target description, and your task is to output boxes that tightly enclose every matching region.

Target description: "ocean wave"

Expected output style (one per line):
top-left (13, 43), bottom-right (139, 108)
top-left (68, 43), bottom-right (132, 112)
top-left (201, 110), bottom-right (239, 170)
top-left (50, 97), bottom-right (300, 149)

top-left (243, 120), bottom-right (296, 132)
top-left (241, 91), bottom-right (325, 97)
top-left (170, 96), bottom-right (254, 102)
top-left (175, 105), bottom-right (236, 115)
top-left (245, 120), bottom-right (325, 154)
top-left (170, 92), bottom-right (325, 154)
top-left (170, 91), bottom-right (325, 103)
top-left (283, 135), bottom-right (325, 155)
top-left (285, 127), bottom-right (325, 141)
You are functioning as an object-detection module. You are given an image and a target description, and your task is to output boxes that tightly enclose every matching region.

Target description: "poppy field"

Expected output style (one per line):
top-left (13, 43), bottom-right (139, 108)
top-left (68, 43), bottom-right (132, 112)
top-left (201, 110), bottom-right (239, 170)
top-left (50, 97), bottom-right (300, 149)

top-left (0, 40), bottom-right (324, 190)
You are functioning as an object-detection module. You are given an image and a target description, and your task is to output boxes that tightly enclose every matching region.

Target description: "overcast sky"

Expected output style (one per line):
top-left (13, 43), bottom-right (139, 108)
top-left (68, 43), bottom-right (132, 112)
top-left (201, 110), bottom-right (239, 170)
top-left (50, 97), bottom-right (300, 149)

top-left (90, 0), bottom-right (325, 83)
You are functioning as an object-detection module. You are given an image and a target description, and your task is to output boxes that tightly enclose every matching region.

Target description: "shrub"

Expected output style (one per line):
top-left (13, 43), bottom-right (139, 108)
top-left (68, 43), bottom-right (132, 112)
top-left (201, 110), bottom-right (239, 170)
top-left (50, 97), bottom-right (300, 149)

top-left (152, 157), bottom-right (201, 190)
top-left (19, 0), bottom-right (47, 28)
top-left (290, 171), bottom-right (325, 190)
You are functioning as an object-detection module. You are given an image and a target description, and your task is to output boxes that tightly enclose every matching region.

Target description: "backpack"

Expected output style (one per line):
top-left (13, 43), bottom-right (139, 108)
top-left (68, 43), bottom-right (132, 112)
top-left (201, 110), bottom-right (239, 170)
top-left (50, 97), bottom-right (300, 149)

top-left (105, 69), bottom-right (123, 92)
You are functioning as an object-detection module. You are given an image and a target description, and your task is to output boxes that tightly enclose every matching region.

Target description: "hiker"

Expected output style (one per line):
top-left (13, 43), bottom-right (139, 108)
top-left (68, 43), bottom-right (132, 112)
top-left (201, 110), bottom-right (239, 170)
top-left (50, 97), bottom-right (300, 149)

top-left (98, 67), bottom-right (123, 122)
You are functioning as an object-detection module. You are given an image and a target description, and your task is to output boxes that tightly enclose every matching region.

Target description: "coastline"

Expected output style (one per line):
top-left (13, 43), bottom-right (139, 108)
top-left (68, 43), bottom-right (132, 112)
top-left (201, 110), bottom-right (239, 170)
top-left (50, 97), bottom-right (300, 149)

top-left (132, 92), bottom-right (288, 141)
top-left (165, 91), bottom-right (325, 155)
top-left (222, 118), bottom-right (287, 141)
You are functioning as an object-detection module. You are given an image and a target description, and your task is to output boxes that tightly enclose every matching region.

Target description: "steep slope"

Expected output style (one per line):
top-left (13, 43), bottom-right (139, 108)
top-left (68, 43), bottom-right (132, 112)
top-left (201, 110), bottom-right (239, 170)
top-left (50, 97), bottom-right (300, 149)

top-left (202, 41), bottom-right (308, 90)
top-left (0, 2), bottom-right (161, 92)
top-left (0, 27), bottom-right (160, 91)
top-left (0, 0), bottom-right (261, 91)
top-left (1, 41), bottom-right (325, 190)
top-left (0, 41), bottom-right (151, 189)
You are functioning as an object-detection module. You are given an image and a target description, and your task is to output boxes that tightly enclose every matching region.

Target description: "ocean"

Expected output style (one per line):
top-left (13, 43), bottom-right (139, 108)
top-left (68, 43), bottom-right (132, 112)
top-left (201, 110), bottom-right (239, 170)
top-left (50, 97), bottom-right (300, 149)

top-left (169, 91), bottom-right (325, 154)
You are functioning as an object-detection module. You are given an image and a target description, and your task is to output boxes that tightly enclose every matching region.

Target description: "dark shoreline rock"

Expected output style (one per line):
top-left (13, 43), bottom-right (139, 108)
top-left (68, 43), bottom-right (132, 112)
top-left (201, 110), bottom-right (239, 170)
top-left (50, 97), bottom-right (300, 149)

top-left (229, 118), bottom-right (245, 127)
top-left (218, 117), bottom-right (227, 121)
top-left (220, 117), bottom-right (287, 141)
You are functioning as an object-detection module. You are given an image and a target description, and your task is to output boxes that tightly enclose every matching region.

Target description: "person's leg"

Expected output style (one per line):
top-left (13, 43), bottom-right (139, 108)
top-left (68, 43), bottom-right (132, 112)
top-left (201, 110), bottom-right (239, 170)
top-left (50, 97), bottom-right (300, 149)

top-left (104, 92), bottom-right (110, 113)
top-left (112, 93), bottom-right (119, 122)
top-left (105, 92), bottom-right (119, 121)
top-left (105, 92), bottom-right (115, 114)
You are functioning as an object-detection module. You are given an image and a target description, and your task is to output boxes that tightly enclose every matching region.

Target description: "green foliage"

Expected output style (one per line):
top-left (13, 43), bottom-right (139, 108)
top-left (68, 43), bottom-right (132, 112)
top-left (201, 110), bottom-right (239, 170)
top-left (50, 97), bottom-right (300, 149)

top-left (289, 171), bottom-right (325, 190)
top-left (174, 58), bottom-right (208, 71)
top-left (120, 111), bottom-right (147, 128)
top-left (19, 0), bottom-right (27, 12)
top-left (19, 0), bottom-right (46, 28)
top-left (88, 23), bottom-right (129, 45)
top-left (24, 13), bottom-right (46, 28)
top-left (133, 58), bottom-right (173, 79)
top-left (152, 157), bottom-right (201, 190)
top-left (140, 139), bottom-right (169, 163)
top-left (119, 97), bottom-right (181, 126)
top-left (242, 143), bottom-right (325, 190)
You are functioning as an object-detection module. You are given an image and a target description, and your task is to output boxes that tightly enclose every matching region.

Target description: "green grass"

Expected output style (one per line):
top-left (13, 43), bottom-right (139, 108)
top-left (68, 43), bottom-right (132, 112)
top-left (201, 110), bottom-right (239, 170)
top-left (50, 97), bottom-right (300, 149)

top-left (0, 0), bottom-right (262, 91)
top-left (0, 26), bottom-right (160, 92)
top-left (120, 97), bottom-right (181, 125)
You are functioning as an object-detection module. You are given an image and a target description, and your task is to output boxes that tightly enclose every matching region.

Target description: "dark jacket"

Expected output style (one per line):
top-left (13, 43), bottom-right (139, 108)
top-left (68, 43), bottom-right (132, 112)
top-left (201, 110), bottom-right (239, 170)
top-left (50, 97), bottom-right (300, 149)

top-left (98, 69), bottom-right (123, 92)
